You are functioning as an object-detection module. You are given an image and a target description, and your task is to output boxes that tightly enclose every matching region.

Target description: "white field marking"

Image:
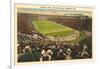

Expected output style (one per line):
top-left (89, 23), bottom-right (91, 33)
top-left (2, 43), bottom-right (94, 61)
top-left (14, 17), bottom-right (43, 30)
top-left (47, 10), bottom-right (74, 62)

top-left (32, 21), bottom-right (39, 32)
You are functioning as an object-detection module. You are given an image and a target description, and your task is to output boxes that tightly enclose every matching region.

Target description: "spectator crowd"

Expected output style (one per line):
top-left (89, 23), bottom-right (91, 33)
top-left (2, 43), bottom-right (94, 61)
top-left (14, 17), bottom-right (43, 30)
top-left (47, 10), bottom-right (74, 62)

top-left (17, 32), bottom-right (92, 62)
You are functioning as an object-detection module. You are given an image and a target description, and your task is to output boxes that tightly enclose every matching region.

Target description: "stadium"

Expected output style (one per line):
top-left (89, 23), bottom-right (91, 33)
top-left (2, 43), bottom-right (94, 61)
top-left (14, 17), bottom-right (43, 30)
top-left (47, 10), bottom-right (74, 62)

top-left (17, 10), bottom-right (92, 62)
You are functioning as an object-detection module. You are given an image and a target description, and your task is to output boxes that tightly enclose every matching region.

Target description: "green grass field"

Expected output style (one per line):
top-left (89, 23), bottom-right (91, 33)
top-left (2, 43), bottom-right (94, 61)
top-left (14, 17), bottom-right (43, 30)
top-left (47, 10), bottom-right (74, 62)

top-left (32, 20), bottom-right (76, 37)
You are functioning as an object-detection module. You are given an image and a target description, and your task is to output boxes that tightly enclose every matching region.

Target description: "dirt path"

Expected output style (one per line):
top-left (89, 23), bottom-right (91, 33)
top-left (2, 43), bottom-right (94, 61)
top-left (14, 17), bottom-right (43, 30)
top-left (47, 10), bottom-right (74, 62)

top-left (46, 31), bottom-right (80, 41)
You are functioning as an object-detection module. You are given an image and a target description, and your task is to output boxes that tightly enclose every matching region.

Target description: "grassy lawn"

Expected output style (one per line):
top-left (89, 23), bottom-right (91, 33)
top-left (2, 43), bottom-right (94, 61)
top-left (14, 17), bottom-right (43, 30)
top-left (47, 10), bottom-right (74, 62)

top-left (32, 20), bottom-right (75, 37)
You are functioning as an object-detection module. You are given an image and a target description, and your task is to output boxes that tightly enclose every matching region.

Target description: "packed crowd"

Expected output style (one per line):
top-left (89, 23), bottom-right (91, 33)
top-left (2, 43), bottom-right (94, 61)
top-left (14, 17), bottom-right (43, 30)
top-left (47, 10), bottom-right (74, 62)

top-left (17, 32), bottom-right (91, 62)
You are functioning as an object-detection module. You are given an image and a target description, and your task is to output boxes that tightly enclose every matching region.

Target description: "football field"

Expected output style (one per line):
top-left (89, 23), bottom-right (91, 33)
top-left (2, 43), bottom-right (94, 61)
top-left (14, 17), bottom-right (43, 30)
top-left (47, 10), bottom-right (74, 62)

top-left (32, 20), bottom-right (76, 37)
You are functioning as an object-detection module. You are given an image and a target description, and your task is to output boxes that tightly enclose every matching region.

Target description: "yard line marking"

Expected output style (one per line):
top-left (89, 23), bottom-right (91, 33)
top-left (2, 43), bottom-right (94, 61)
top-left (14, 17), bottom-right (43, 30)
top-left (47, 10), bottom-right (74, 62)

top-left (32, 21), bottom-right (39, 32)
